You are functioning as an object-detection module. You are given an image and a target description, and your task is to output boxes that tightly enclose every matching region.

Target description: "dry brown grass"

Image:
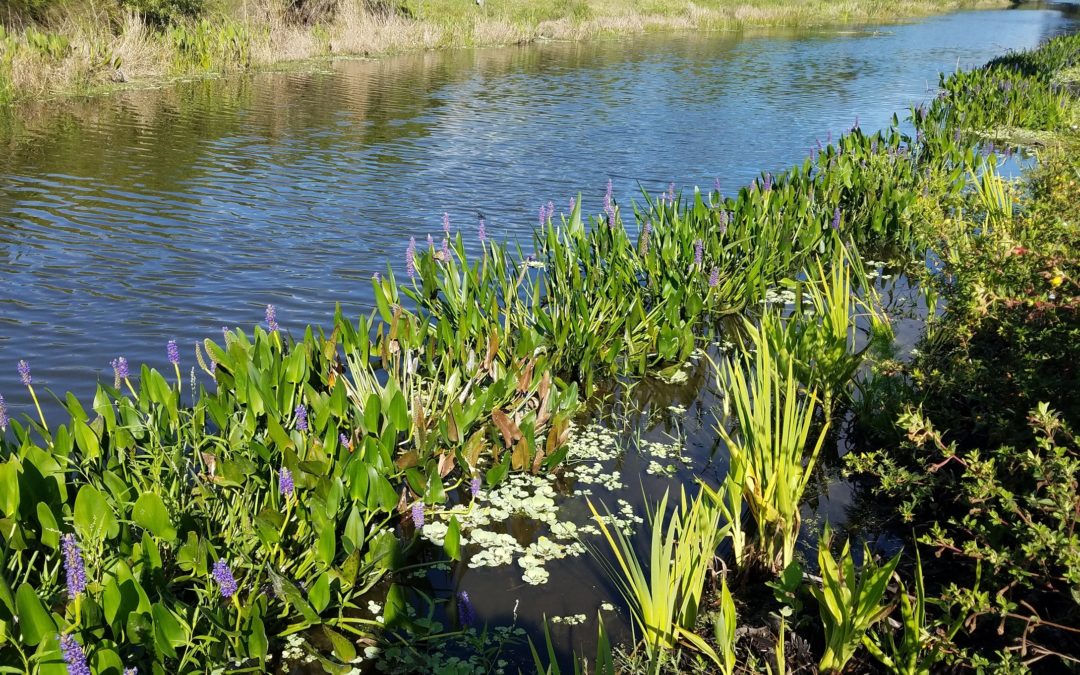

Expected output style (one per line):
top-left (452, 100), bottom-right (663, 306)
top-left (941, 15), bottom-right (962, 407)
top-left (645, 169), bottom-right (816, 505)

top-left (0, 0), bottom-right (1010, 104)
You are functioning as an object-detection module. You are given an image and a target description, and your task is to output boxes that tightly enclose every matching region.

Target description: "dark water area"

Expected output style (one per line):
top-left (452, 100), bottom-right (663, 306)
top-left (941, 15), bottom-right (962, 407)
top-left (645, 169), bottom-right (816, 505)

top-left (0, 5), bottom-right (1078, 670)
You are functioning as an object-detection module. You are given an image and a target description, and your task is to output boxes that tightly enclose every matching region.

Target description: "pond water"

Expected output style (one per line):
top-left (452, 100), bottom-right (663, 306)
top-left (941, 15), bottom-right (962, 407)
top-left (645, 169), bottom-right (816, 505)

top-left (0, 5), bottom-right (1077, 671)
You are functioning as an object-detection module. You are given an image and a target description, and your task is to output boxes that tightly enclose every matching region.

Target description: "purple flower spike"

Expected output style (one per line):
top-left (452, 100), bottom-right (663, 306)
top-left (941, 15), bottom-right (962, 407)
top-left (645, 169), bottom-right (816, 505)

top-left (547, 200), bottom-right (554, 220)
top-left (124, 668), bottom-right (138, 675)
top-left (719, 210), bottom-right (729, 233)
top-left (339, 433), bottom-right (351, 450)
top-left (569, 196), bottom-right (576, 213)
top-left (709, 267), bottom-right (720, 288)
top-left (279, 467), bottom-right (294, 499)
top-left (266, 305), bottom-right (279, 334)
top-left (0, 394), bottom-right (7, 430)
top-left (373, 272), bottom-right (381, 283)
top-left (167, 340), bottom-right (179, 366)
top-left (443, 212), bottom-right (451, 237)
top-left (667, 182), bottom-right (676, 203)
top-left (59, 634), bottom-right (91, 675)
top-left (212, 560), bottom-right (238, 599)
top-left (17, 360), bottom-right (30, 386)
top-left (111, 357), bottom-right (129, 381)
top-left (538, 205), bottom-right (547, 226)
top-left (470, 477), bottom-right (481, 497)
top-left (763, 173), bottom-right (772, 192)
top-left (714, 177), bottom-right (722, 193)
top-left (427, 233), bottom-right (435, 249)
top-left (832, 207), bottom-right (842, 230)
top-left (411, 502), bottom-right (424, 528)
top-left (61, 534), bottom-right (87, 598)
top-left (406, 237), bottom-right (417, 278)
top-left (693, 239), bottom-right (703, 266)
top-left (457, 591), bottom-right (476, 628)
top-left (441, 237), bottom-right (449, 260)
top-left (295, 404), bottom-right (308, 432)
top-left (478, 218), bottom-right (486, 244)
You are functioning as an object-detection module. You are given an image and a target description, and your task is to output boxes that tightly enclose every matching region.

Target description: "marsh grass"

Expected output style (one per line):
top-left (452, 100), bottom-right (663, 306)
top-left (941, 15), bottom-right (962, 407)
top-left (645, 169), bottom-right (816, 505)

top-left (587, 488), bottom-right (728, 667)
top-left (0, 0), bottom-right (1008, 103)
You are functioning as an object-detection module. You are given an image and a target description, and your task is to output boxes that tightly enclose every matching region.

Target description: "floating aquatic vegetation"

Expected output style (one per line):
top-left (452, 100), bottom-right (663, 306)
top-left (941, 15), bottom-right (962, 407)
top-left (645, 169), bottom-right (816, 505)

top-left (549, 614), bottom-right (588, 626)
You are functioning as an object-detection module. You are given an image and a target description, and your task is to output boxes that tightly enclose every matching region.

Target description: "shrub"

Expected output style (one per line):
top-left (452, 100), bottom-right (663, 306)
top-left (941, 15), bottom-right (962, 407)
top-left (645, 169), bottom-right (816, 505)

top-left (284, 0), bottom-right (339, 25)
top-left (120, 0), bottom-right (206, 26)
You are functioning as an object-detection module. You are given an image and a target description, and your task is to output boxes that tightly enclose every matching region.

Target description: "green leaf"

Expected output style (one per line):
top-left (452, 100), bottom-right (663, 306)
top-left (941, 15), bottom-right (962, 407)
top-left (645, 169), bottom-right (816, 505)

top-left (35, 503), bottom-right (59, 550)
top-left (15, 583), bottom-right (55, 646)
top-left (132, 493), bottom-right (176, 541)
top-left (309, 573), bottom-right (331, 614)
top-left (268, 569), bottom-right (321, 625)
top-left (444, 516), bottom-right (461, 562)
top-left (74, 484), bottom-right (117, 544)
top-left (316, 518), bottom-right (336, 567)
top-left (151, 602), bottom-right (187, 658)
top-left (322, 625), bottom-right (357, 663)
top-left (383, 583), bottom-right (408, 629)
top-left (248, 615), bottom-right (268, 661)
top-left (0, 461), bottom-right (19, 518)
top-left (388, 391), bottom-right (409, 433)
top-left (342, 506), bottom-right (365, 555)
top-left (73, 420), bottom-right (100, 460)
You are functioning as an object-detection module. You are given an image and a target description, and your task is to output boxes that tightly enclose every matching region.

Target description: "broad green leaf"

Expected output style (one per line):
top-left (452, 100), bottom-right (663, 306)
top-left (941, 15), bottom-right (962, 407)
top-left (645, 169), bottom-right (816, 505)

top-left (444, 516), bottom-right (461, 562)
top-left (74, 484), bottom-right (117, 544)
top-left (152, 603), bottom-right (186, 658)
top-left (15, 584), bottom-right (55, 646)
top-left (0, 461), bottom-right (18, 518)
top-left (248, 615), bottom-right (268, 661)
top-left (309, 573), bottom-right (331, 614)
top-left (132, 493), bottom-right (176, 541)
top-left (35, 503), bottom-right (59, 550)
top-left (383, 583), bottom-right (407, 629)
top-left (322, 625), bottom-right (357, 663)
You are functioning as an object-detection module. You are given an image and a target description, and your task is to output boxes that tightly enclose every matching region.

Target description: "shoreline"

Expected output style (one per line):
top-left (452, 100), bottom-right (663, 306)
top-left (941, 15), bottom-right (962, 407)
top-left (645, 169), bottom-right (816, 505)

top-left (0, 0), bottom-right (1011, 106)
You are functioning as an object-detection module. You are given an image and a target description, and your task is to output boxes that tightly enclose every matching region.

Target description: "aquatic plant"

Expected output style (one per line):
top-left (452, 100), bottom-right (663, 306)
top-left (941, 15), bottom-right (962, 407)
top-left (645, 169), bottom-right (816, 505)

top-left (59, 634), bottom-right (91, 675)
top-left (713, 576), bottom-right (738, 675)
top-left (863, 548), bottom-right (959, 675)
top-left (61, 534), bottom-right (87, 599)
top-left (810, 525), bottom-right (900, 673)
top-left (713, 326), bottom-right (829, 572)
top-left (587, 489), bottom-right (728, 664)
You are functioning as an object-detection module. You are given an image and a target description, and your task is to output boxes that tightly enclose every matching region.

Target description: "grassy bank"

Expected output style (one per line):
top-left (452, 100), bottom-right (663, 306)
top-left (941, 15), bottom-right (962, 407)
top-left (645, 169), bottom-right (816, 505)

top-left (0, 0), bottom-right (1007, 104)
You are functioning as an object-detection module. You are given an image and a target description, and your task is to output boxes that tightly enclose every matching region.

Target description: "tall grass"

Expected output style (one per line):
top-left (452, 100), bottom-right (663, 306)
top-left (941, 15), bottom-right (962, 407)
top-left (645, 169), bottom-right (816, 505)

top-left (712, 319), bottom-right (830, 573)
top-left (587, 489), bottom-right (728, 666)
top-left (810, 525), bottom-right (900, 673)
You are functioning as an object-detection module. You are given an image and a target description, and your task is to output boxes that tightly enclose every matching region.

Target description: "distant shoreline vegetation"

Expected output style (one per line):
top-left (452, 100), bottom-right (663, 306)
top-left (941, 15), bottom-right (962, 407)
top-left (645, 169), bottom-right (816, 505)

top-left (0, 0), bottom-right (1008, 105)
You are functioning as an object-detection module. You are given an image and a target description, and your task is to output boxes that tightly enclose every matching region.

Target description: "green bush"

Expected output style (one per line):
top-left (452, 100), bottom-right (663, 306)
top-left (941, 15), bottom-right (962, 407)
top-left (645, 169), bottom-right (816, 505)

top-left (0, 0), bottom-right (65, 23)
top-left (120, 0), bottom-right (206, 26)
